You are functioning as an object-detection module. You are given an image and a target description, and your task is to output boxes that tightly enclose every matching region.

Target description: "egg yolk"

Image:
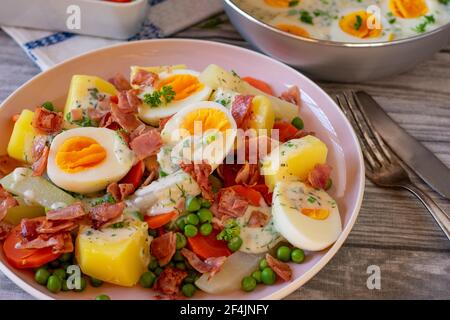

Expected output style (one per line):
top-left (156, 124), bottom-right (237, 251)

top-left (389, 0), bottom-right (428, 19)
top-left (264, 0), bottom-right (293, 8)
top-left (301, 208), bottom-right (330, 220)
top-left (180, 108), bottom-right (232, 135)
top-left (56, 137), bottom-right (107, 173)
top-left (339, 11), bottom-right (382, 39)
top-left (276, 24), bottom-right (310, 38)
top-left (157, 74), bottom-right (204, 101)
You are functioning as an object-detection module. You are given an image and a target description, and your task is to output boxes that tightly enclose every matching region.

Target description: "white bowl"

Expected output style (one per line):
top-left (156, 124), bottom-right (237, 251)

top-left (0, 39), bottom-right (365, 300)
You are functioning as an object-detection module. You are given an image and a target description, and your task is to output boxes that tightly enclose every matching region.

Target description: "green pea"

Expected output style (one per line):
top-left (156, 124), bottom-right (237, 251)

top-left (186, 196), bottom-right (201, 212)
top-left (251, 270), bottom-right (262, 283)
top-left (291, 116), bottom-right (304, 130)
top-left (35, 268), bottom-right (51, 285)
top-left (261, 267), bottom-right (276, 285)
top-left (325, 178), bottom-right (333, 190)
top-left (291, 248), bottom-right (305, 263)
top-left (200, 199), bottom-right (212, 209)
top-left (90, 277), bottom-right (103, 288)
top-left (148, 258), bottom-right (159, 271)
top-left (58, 252), bottom-right (73, 263)
top-left (74, 277), bottom-right (87, 292)
top-left (47, 275), bottom-right (62, 293)
top-left (139, 271), bottom-right (156, 288)
top-left (184, 224), bottom-right (198, 238)
top-left (199, 223), bottom-right (213, 236)
top-left (186, 213), bottom-right (200, 226)
top-left (154, 267), bottom-right (163, 276)
top-left (176, 232), bottom-right (187, 250)
top-left (241, 276), bottom-right (257, 292)
top-left (41, 101), bottom-right (55, 111)
top-left (53, 268), bottom-right (66, 280)
top-left (176, 216), bottom-right (187, 231)
top-left (95, 294), bottom-right (111, 300)
top-left (259, 258), bottom-right (269, 271)
top-left (197, 208), bottom-right (213, 223)
top-left (173, 250), bottom-right (184, 262)
top-left (181, 283), bottom-right (197, 298)
top-left (175, 262), bottom-right (187, 270)
top-left (61, 280), bottom-right (70, 292)
top-left (228, 236), bottom-right (243, 252)
top-left (276, 246), bottom-right (292, 262)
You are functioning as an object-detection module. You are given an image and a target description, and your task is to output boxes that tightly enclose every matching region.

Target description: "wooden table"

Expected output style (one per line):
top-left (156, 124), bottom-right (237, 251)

top-left (0, 15), bottom-right (449, 300)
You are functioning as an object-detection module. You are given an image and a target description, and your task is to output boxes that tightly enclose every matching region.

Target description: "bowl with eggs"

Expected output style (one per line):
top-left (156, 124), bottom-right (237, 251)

top-left (225, 0), bottom-right (450, 82)
top-left (0, 39), bottom-right (364, 300)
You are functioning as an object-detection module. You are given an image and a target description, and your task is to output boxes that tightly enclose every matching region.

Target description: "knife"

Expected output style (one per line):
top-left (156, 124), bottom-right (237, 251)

top-left (355, 91), bottom-right (450, 199)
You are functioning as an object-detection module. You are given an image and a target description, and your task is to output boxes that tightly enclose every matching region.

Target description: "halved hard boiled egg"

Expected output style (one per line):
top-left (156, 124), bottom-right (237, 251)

top-left (272, 181), bottom-right (342, 251)
top-left (160, 102), bottom-right (237, 169)
top-left (138, 69), bottom-right (212, 126)
top-left (268, 15), bottom-right (326, 39)
top-left (245, 0), bottom-right (298, 13)
top-left (47, 127), bottom-right (135, 194)
top-left (331, 8), bottom-right (394, 42)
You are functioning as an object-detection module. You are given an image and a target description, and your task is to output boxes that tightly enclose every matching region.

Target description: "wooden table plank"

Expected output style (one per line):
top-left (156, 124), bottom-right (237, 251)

top-left (0, 15), bottom-right (449, 299)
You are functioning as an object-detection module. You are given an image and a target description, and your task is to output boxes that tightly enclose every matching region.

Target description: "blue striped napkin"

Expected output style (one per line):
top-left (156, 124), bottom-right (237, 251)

top-left (1, 0), bottom-right (223, 71)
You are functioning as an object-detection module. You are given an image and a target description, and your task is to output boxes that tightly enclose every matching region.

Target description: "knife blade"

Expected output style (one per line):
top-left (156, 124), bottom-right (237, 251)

top-left (355, 91), bottom-right (450, 199)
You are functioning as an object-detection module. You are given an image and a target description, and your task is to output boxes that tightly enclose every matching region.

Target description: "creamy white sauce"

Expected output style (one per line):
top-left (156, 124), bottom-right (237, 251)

top-left (237, 204), bottom-right (283, 254)
top-left (235, 0), bottom-right (449, 42)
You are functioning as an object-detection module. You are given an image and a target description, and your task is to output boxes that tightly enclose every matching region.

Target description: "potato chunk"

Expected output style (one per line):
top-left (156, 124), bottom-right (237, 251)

top-left (261, 135), bottom-right (328, 190)
top-left (7, 110), bottom-right (38, 163)
top-left (248, 95), bottom-right (275, 133)
top-left (75, 219), bottom-right (150, 287)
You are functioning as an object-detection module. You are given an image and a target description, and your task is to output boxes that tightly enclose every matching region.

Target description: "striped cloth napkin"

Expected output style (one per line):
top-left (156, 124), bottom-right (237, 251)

top-left (1, 0), bottom-right (223, 71)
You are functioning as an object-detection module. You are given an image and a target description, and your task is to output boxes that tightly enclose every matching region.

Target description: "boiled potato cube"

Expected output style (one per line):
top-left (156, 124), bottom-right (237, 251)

top-left (261, 135), bottom-right (328, 191)
top-left (130, 65), bottom-right (186, 89)
top-left (64, 75), bottom-right (118, 127)
top-left (200, 64), bottom-right (298, 121)
top-left (76, 220), bottom-right (150, 287)
top-left (7, 110), bottom-right (38, 163)
top-left (0, 167), bottom-right (76, 208)
top-left (248, 95), bottom-right (275, 133)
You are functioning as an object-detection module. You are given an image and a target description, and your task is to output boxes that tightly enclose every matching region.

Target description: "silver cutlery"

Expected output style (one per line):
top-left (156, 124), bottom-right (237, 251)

top-left (336, 91), bottom-right (450, 240)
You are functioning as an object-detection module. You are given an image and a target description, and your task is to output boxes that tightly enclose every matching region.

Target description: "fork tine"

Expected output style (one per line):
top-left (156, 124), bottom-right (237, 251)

top-left (336, 93), bottom-right (378, 171)
top-left (343, 91), bottom-right (391, 167)
top-left (352, 91), bottom-right (393, 162)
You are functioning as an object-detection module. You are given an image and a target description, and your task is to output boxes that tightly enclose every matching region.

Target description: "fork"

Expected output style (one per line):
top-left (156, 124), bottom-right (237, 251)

top-left (336, 91), bottom-right (450, 240)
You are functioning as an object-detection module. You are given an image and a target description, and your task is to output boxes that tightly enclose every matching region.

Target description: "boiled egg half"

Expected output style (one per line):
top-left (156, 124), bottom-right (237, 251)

top-left (272, 181), bottom-right (342, 251)
top-left (47, 127), bottom-right (135, 194)
top-left (160, 101), bottom-right (237, 170)
top-left (138, 69), bottom-right (212, 126)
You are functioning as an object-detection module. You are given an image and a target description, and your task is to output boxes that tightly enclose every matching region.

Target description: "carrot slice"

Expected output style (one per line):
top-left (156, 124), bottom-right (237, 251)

top-left (145, 211), bottom-right (178, 229)
top-left (273, 121), bottom-right (298, 142)
top-left (242, 77), bottom-right (274, 96)
top-left (187, 230), bottom-right (231, 259)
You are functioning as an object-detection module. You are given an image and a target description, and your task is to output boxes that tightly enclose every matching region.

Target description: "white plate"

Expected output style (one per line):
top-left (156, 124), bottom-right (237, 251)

top-left (0, 39), bottom-right (365, 300)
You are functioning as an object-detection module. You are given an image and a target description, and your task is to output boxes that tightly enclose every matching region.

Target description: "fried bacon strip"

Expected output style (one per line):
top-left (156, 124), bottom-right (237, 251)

top-left (0, 185), bottom-right (18, 222)
top-left (266, 254), bottom-right (292, 282)
top-left (89, 202), bottom-right (126, 230)
top-left (179, 160), bottom-right (213, 201)
top-left (153, 267), bottom-right (187, 296)
top-left (32, 107), bottom-right (63, 135)
top-left (151, 232), bottom-right (177, 267)
top-left (231, 95), bottom-right (254, 129)
top-left (308, 164), bottom-right (332, 189)
top-left (181, 248), bottom-right (226, 278)
top-left (107, 182), bottom-right (135, 202)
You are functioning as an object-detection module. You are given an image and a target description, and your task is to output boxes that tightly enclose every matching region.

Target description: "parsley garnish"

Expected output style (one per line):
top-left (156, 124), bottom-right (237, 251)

top-left (354, 15), bottom-right (363, 30)
top-left (65, 110), bottom-right (96, 127)
top-left (300, 10), bottom-right (314, 24)
top-left (143, 85), bottom-right (176, 108)
top-left (217, 219), bottom-right (240, 241)
top-left (289, 0), bottom-right (299, 7)
top-left (91, 193), bottom-right (116, 206)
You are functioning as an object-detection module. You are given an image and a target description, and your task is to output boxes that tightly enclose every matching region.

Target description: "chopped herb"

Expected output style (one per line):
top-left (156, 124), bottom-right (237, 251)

top-left (438, 0), bottom-right (448, 5)
top-left (111, 222), bottom-right (125, 229)
top-left (299, 10), bottom-right (314, 24)
top-left (91, 193), bottom-right (116, 206)
top-left (413, 15), bottom-right (435, 33)
top-left (289, 0), bottom-right (299, 6)
top-left (354, 15), bottom-right (363, 30)
top-left (65, 110), bottom-right (96, 127)
top-left (217, 219), bottom-right (240, 242)
top-left (307, 196), bottom-right (317, 203)
top-left (143, 85), bottom-right (176, 108)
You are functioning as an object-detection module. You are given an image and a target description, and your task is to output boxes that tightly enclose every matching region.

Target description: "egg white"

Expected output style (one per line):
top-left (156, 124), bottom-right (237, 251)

top-left (47, 127), bottom-right (135, 194)
top-left (272, 181), bottom-right (342, 251)
top-left (138, 69), bottom-right (212, 126)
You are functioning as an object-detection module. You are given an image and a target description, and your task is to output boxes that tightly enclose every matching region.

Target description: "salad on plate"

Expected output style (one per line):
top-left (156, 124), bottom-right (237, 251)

top-left (0, 63), bottom-right (342, 299)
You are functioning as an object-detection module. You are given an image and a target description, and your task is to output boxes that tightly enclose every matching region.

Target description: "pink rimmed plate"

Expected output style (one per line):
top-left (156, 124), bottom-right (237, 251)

top-left (0, 39), bottom-right (364, 300)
